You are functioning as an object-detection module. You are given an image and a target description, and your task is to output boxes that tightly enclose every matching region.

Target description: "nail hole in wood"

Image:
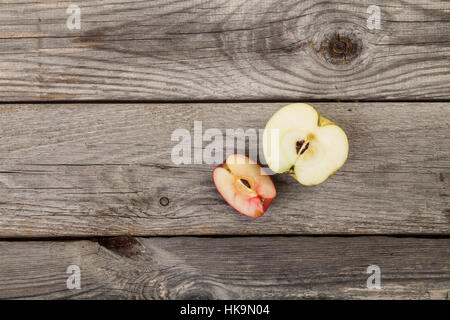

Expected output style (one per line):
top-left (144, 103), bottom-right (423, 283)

top-left (159, 197), bottom-right (170, 207)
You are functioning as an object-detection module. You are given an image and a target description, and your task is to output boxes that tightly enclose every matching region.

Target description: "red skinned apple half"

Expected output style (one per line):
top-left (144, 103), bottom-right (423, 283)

top-left (213, 154), bottom-right (276, 218)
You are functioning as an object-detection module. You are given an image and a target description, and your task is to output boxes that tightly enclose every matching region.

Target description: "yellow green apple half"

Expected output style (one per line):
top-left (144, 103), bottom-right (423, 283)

top-left (263, 103), bottom-right (348, 186)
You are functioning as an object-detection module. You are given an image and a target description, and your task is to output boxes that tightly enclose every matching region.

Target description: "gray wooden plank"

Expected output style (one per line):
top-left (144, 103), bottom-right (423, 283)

top-left (0, 236), bottom-right (448, 299)
top-left (0, 102), bottom-right (449, 237)
top-left (0, 0), bottom-right (449, 101)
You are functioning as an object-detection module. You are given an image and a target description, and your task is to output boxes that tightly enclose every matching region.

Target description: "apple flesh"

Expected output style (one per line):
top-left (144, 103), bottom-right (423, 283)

top-left (263, 103), bottom-right (348, 185)
top-left (213, 154), bottom-right (276, 218)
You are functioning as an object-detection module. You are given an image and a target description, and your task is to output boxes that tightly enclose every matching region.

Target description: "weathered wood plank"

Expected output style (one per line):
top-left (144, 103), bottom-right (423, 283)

top-left (0, 236), bottom-right (448, 299)
top-left (0, 0), bottom-right (449, 101)
top-left (0, 102), bottom-right (449, 237)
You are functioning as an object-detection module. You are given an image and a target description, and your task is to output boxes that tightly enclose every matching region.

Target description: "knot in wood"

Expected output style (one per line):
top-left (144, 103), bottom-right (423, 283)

top-left (322, 33), bottom-right (361, 65)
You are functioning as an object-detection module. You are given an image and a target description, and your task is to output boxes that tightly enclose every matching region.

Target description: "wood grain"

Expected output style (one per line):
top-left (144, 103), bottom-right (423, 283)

top-left (0, 102), bottom-right (449, 237)
top-left (0, 236), bottom-right (448, 299)
top-left (0, 0), bottom-right (449, 101)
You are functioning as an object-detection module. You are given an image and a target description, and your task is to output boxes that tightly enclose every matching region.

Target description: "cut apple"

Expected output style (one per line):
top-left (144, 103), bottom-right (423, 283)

top-left (263, 103), bottom-right (348, 185)
top-left (213, 154), bottom-right (276, 218)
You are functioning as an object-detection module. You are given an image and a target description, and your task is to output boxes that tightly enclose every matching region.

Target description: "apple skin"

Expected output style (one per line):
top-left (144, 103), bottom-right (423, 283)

top-left (213, 154), bottom-right (276, 218)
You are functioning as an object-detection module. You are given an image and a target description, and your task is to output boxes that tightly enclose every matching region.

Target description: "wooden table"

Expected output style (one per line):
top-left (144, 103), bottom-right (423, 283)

top-left (0, 0), bottom-right (449, 299)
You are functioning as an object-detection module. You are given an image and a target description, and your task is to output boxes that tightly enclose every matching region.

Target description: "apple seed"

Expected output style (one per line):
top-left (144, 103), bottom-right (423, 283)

top-left (240, 179), bottom-right (251, 189)
top-left (296, 140), bottom-right (304, 153)
top-left (296, 140), bottom-right (310, 155)
top-left (301, 142), bottom-right (310, 155)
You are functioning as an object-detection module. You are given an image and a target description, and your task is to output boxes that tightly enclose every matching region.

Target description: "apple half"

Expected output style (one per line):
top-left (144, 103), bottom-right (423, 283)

top-left (213, 154), bottom-right (276, 218)
top-left (263, 103), bottom-right (348, 186)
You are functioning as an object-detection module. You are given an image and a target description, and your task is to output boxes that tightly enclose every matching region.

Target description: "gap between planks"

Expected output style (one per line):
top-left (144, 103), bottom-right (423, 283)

top-left (1, 234), bottom-right (450, 243)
